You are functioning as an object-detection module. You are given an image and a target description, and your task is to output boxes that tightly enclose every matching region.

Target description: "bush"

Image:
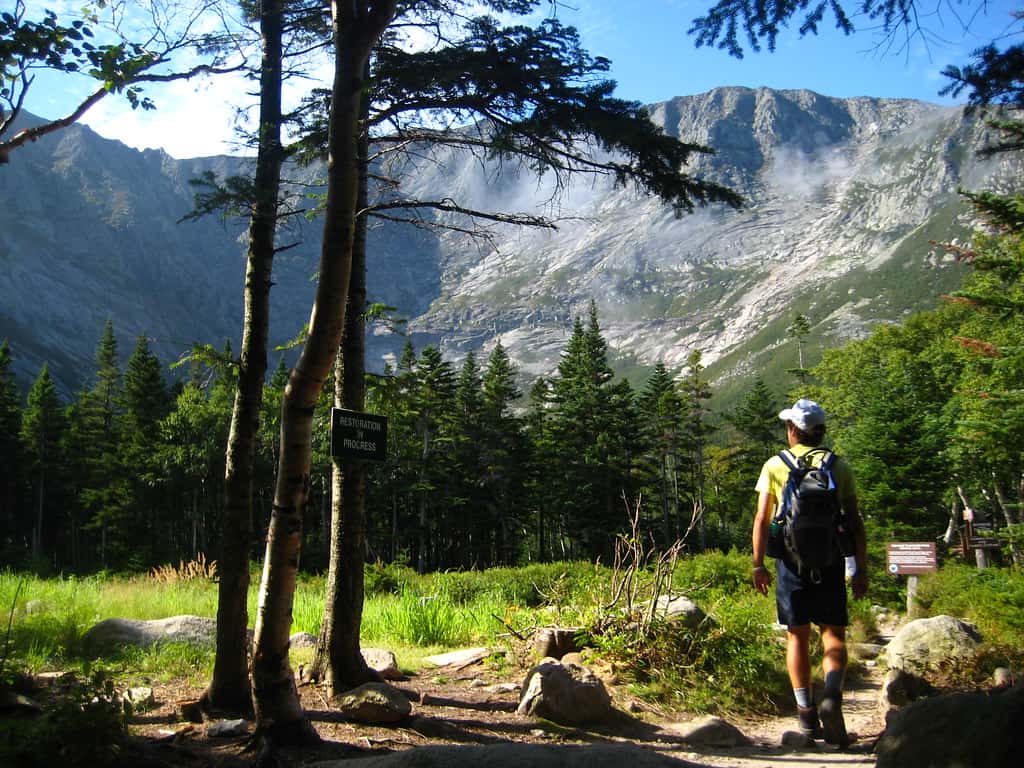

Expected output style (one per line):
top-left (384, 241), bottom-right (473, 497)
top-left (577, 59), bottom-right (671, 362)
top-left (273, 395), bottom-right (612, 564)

top-left (0, 670), bottom-right (130, 768)
top-left (589, 590), bottom-right (787, 715)
top-left (913, 563), bottom-right (1024, 647)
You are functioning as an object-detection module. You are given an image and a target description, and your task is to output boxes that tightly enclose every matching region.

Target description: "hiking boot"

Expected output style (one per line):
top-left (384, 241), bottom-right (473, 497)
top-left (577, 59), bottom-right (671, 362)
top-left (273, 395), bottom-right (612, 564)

top-left (797, 705), bottom-right (824, 738)
top-left (818, 689), bottom-right (850, 747)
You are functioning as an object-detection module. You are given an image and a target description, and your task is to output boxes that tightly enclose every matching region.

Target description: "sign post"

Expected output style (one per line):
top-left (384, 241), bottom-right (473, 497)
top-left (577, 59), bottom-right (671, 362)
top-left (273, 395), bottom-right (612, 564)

top-left (331, 408), bottom-right (388, 463)
top-left (886, 542), bottom-right (938, 616)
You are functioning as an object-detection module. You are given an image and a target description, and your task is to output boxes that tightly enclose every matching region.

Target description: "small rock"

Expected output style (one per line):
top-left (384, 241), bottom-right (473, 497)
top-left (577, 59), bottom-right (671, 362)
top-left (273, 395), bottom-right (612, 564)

top-left (177, 698), bottom-right (204, 723)
top-left (422, 647), bottom-right (489, 668)
top-left (362, 648), bottom-right (403, 680)
top-left (853, 642), bottom-right (885, 660)
top-left (672, 715), bottom-right (751, 747)
top-left (289, 631), bottom-right (317, 648)
top-left (993, 667), bottom-right (1014, 688)
top-left (560, 651), bottom-right (586, 667)
top-left (206, 719), bottom-right (248, 738)
top-left (781, 729), bottom-right (816, 748)
top-left (0, 690), bottom-right (42, 715)
top-left (123, 686), bottom-right (155, 710)
top-left (469, 678), bottom-right (488, 688)
top-left (534, 627), bottom-right (580, 660)
top-left (517, 659), bottom-right (615, 725)
top-left (485, 682), bottom-right (519, 694)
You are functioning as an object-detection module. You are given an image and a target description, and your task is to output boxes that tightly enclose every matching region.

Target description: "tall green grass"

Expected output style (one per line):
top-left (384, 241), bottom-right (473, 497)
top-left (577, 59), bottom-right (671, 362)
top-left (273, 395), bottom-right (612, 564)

top-left (5, 557), bottom-right (1021, 718)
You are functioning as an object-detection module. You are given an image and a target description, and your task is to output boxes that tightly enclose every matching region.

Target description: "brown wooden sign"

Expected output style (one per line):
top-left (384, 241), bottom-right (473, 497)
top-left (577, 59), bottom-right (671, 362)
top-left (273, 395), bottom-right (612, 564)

top-left (886, 542), bottom-right (938, 575)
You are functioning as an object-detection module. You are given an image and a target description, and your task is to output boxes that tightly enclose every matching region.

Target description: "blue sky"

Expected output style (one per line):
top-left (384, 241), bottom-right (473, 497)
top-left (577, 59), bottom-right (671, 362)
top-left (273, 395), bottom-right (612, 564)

top-left (21, 0), bottom-right (1024, 158)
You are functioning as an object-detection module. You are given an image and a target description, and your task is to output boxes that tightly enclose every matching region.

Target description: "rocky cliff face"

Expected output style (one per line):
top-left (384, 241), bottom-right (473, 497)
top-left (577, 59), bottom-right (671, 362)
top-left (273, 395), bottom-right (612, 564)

top-left (0, 87), bottom-right (1014, 394)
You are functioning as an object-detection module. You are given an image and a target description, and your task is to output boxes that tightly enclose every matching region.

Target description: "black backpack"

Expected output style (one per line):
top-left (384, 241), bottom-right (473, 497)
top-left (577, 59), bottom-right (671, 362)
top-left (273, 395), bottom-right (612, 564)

top-left (769, 448), bottom-right (846, 580)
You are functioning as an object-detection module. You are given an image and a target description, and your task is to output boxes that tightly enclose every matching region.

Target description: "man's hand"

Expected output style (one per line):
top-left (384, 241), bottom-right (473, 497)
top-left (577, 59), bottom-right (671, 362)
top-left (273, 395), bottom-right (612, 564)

top-left (752, 565), bottom-right (771, 595)
top-left (851, 571), bottom-right (868, 600)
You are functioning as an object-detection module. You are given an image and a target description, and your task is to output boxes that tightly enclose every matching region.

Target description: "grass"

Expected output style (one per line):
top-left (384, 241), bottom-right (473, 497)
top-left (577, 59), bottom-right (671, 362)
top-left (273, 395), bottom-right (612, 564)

top-left (5, 556), bottom-right (1024, 719)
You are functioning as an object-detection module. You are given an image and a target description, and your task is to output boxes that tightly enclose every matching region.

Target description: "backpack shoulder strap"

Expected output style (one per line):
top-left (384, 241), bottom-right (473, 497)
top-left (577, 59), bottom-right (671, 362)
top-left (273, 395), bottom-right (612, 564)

top-left (778, 449), bottom-right (800, 471)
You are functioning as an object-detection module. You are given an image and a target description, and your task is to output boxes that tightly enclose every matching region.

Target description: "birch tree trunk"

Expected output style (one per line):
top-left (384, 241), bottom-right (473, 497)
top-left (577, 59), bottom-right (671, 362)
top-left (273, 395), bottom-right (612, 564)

top-left (203, 0), bottom-right (284, 718)
top-left (250, 0), bottom-right (397, 743)
top-left (309, 102), bottom-right (377, 694)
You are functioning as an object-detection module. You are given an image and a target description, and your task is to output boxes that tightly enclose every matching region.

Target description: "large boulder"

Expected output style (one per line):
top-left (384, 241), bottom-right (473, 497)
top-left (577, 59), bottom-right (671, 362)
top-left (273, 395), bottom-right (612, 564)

top-left (875, 683), bottom-right (1024, 768)
top-left (334, 682), bottom-right (412, 724)
top-left (82, 616), bottom-right (219, 654)
top-left (517, 659), bottom-right (615, 726)
top-left (886, 615), bottom-right (981, 676)
top-left (650, 596), bottom-right (706, 630)
top-left (309, 743), bottom-right (700, 767)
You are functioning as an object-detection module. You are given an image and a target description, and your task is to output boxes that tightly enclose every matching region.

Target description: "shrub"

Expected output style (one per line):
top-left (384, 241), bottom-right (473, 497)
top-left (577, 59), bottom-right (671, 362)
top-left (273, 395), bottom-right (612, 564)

top-left (913, 563), bottom-right (1024, 647)
top-left (0, 670), bottom-right (129, 768)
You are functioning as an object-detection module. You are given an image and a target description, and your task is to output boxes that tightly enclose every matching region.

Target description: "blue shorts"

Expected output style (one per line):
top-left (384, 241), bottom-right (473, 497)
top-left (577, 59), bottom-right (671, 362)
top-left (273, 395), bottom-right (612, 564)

top-left (774, 558), bottom-right (848, 628)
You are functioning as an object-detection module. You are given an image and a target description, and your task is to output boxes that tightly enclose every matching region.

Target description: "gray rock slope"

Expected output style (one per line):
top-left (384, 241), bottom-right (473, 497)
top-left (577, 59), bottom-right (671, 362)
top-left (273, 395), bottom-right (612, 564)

top-left (0, 87), bottom-right (1014, 393)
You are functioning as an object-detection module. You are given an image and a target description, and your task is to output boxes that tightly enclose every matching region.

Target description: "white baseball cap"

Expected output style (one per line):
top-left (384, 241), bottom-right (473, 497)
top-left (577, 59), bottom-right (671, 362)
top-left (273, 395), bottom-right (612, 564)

top-left (778, 398), bottom-right (826, 430)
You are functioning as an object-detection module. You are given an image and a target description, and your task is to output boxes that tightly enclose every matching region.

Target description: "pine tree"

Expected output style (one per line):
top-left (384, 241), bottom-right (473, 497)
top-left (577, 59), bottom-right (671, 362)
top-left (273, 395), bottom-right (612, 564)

top-left (451, 352), bottom-right (485, 566)
top-left (481, 341), bottom-right (524, 565)
top-left (116, 335), bottom-right (170, 568)
top-left (524, 376), bottom-right (556, 560)
top-left (637, 361), bottom-right (686, 546)
top-left (0, 340), bottom-right (22, 558)
top-left (411, 345), bottom-right (457, 571)
top-left (20, 363), bottom-right (64, 565)
top-left (67, 321), bottom-right (124, 570)
top-left (549, 303), bottom-right (634, 559)
top-left (679, 350), bottom-right (714, 546)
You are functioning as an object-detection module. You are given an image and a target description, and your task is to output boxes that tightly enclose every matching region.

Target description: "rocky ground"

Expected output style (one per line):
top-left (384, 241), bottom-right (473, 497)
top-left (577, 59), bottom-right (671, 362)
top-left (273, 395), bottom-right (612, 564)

top-left (124, 651), bottom-right (889, 768)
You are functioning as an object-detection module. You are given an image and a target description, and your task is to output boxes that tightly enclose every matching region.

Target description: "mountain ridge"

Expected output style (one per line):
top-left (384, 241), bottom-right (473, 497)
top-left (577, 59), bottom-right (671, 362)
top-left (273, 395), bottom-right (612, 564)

top-left (0, 87), bottom-right (1012, 396)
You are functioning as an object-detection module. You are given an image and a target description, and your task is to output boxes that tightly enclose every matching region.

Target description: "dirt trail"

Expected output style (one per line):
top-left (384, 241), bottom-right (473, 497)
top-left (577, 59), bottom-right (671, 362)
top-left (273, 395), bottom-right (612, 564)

top-left (132, 652), bottom-right (890, 767)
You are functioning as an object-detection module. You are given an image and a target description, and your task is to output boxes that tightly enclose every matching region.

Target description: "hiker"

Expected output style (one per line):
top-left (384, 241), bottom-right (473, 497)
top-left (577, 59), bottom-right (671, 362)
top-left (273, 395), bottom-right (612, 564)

top-left (751, 398), bottom-right (867, 746)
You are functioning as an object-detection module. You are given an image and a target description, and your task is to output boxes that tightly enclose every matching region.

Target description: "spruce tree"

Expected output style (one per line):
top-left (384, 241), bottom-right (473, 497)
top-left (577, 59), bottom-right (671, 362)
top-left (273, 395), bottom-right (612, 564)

top-left (118, 335), bottom-right (169, 567)
top-left (481, 341), bottom-right (524, 565)
top-left (20, 363), bottom-right (64, 565)
top-left (0, 340), bottom-right (22, 558)
top-left (638, 361), bottom-right (686, 546)
top-left (452, 352), bottom-right (486, 566)
top-left (68, 321), bottom-right (125, 570)
top-left (411, 345), bottom-right (457, 571)
top-left (679, 350), bottom-right (713, 545)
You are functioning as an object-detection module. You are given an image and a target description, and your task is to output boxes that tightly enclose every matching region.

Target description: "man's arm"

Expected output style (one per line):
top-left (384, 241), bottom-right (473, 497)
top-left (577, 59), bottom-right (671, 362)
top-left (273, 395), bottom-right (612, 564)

top-left (845, 495), bottom-right (868, 599)
top-left (752, 490), bottom-right (774, 595)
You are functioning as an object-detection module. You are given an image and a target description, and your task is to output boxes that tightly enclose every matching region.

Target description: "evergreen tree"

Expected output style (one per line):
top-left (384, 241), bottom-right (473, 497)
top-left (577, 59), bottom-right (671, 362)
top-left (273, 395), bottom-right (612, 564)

top-left (20, 363), bottom-right (64, 566)
top-left (116, 335), bottom-right (170, 568)
top-left (451, 351), bottom-right (486, 566)
top-left (67, 321), bottom-right (124, 570)
top-left (787, 313), bottom-right (812, 385)
top-left (481, 341), bottom-right (525, 565)
top-left (549, 303), bottom-right (634, 559)
top-left (0, 340), bottom-right (22, 558)
top-left (637, 361), bottom-right (686, 546)
top-left (679, 350), bottom-right (714, 545)
top-left (524, 376), bottom-right (556, 560)
top-left (730, 377), bottom-right (781, 455)
top-left (411, 345), bottom-right (457, 571)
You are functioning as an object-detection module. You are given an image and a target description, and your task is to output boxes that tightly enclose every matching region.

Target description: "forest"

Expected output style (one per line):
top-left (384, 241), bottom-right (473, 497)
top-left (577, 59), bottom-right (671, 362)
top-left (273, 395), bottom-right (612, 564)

top-left (2, 229), bottom-right (1023, 581)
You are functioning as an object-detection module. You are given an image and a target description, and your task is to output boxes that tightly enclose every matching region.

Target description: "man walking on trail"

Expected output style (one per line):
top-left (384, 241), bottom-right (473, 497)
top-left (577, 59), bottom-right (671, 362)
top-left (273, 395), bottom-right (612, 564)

top-left (751, 398), bottom-right (868, 746)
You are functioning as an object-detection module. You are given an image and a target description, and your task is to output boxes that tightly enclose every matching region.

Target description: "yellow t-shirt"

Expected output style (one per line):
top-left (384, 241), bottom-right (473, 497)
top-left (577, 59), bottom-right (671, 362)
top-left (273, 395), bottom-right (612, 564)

top-left (755, 444), bottom-right (857, 511)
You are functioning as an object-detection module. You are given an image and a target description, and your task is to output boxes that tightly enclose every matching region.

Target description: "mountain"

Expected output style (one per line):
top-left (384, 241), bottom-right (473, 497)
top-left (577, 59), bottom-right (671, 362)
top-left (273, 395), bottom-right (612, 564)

top-left (0, 88), bottom-right (1015, 397)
